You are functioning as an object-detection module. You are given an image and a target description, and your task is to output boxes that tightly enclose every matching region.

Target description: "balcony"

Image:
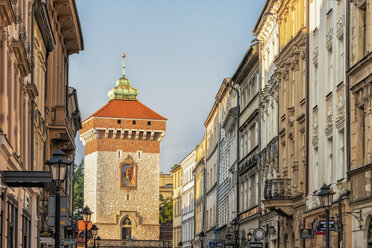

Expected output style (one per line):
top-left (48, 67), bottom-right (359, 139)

top-left (264, 178), bottom-right (292, 200)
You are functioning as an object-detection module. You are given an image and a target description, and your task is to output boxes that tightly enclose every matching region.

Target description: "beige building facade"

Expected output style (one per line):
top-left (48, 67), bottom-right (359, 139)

top-left (0, 0), bottom-right (82, 247)
top-left (348, 0), bottom-right (372, 247)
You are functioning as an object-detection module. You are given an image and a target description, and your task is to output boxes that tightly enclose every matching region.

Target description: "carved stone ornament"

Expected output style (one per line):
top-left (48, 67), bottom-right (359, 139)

top-left (325, 106), bottom-right (333, 136)
top-left (312, 118), bottom-right (319, 148)
top-left (312, 46), bottom-right (319, 66)
top-left (335, 96), bottom-right (345, 130)
top-left (337, 14), bottom-right (345, 39)
top-left (326, 27), bottom-right (333, 51)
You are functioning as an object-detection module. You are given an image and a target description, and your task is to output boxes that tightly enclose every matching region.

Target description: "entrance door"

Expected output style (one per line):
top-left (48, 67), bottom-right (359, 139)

top-left (122, 227), bottom-right (132, 240)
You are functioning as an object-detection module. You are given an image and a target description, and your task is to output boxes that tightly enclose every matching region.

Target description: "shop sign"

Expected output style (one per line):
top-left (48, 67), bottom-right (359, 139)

top-left (249, 242), bottom-right (263, 248)
top-left (240, 207), bottom-right (259, 220)
top-left (253, 228), bottom-right (265, 241)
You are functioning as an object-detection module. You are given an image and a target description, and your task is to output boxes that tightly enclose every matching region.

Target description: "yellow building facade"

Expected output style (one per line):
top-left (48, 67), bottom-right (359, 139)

top-left (171, 165), bottom-right (182, 248)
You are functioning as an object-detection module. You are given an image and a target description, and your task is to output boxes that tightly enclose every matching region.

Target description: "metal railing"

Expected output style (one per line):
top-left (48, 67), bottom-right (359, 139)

top-left (264, 178), bottom-right (292, 200)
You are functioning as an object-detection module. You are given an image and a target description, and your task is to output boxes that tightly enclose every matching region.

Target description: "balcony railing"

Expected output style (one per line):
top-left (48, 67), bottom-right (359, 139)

top-left (264, 178), bottom-right (292, 200)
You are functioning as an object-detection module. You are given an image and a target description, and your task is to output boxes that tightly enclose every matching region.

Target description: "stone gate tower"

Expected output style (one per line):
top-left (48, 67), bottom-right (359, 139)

top-left (80, 51), bottom-right (167, 240)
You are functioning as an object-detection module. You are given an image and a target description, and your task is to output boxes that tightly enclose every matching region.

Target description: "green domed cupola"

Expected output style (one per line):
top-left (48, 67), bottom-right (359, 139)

top-left (108, 49), bottom-right (138, 101)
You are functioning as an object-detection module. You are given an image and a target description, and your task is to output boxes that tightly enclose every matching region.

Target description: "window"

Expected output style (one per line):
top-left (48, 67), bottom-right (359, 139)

top-left (339, 130), bottom-right (345, 179)
top-left (291, 70), bottom-right (295, 106)
top-left (22, 211), bottom-right (31, 248)
top-left (328, 137), bottom-right (333, 183)
top-left (132, 120), bottom-right (136, 125)
top-left (362, 4), bottom-right (367, 56)
top-left (7, 199), bottom-right (18, 248)
top-left (117, 120), bottom-right (121, 124)
top-left (148, 121), bottom-right (151, 125)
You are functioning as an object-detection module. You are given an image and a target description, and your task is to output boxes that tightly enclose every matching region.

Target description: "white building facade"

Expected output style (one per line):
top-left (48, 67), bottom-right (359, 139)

top-left (181, 150), bottom-right (196, 248)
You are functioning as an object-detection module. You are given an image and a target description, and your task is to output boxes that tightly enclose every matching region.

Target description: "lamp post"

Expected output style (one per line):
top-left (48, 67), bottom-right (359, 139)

top-left (92, 224), bottom-right (99, 248)
top-left (96, 236), bottom-right (101, 248)
top-left (316, 183), bottom-right (335, 248)
top-left (46, 149), bottom-right (72, 248)
top-left (231, 218), bottom-right (239, 248)
top-left (199, 231), bottom-right (206, 248)
top-left (82, 206), bottom-right (92, 248)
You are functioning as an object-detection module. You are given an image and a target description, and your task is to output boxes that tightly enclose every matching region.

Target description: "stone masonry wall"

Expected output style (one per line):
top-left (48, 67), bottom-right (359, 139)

top-left (87, 150), bottom-right (160, 240)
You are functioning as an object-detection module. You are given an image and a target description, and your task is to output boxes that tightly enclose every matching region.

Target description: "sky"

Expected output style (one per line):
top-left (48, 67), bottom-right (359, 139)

top-left (69, 0), bottom-right (265, 173)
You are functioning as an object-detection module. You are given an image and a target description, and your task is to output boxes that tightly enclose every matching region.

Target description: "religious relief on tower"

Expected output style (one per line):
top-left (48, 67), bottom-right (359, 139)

top-left (120, 156), bottom-right (137, 188)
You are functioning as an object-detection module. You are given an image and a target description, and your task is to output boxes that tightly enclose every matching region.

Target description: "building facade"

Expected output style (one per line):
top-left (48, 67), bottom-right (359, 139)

top-left (263, 0), bottom-right (308, 247)
top-left (217, 78), bottom-right (235, 240)
top-left (204, 95), bottom-right (219, 245)
top-left (0, 0), bottom-right (83, 247)
top-left (348, 0), bottom-right (372, 247)
top-left (172, 164), bottom-right (182, 248)
top-left (80, 52), bottom-right (167, 240)
top-left (253, 1), bottom-right (280, 246)
top-left (160, 173), bottom-right (173, 199)
top-left (231, 43), bottom-right (261, 242)
top-left (180, 150), bottom-right (196, 248)
top-left (193, 137), bottom-right (205, 248)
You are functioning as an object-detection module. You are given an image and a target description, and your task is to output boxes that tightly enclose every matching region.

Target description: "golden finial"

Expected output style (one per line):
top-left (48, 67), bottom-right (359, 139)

top-left (122, 43), bottom-right (126, 77)
top-left (122, 42), bottom-right (126, 58)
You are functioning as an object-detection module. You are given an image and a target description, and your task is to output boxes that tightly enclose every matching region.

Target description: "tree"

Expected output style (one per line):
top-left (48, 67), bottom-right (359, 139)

top-left (73, 159), bottom-right (84, 219)
top-left (159, 194), bottom-right (173, 223)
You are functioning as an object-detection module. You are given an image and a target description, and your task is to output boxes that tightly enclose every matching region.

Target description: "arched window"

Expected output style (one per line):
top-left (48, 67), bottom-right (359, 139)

top-left (121, 217), bottom-right (132, 240)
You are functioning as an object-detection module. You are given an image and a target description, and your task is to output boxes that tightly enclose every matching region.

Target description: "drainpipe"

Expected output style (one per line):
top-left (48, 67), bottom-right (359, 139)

top-left (338, 190), bottom-right (350, 248)
top-left (305, 1), bottom-right (310, 247)
top-left (345, 0), bottom-right (351, 178)
top-left (30, 2), bottom-right (35, 172)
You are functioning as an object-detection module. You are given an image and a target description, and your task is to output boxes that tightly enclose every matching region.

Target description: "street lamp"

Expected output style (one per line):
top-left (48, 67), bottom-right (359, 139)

top-left (231, 218), bottom-right (239, 248)
top-left (316, 183), bottom-right (335, 248)
top-left (96, 236), bottom-right (101, 248)
top-left (178, 241), bottom-right (183, 248)
top-left (92, 224), bottom-right (99, 248)
top-left (82, 206), bottom-right (92, 248)
top-left (247, 232), bottom-right (253, 242)
top-left (199, 231), bottom-right (206, 248)
top-left (46, 149), bottom-right (71, 248)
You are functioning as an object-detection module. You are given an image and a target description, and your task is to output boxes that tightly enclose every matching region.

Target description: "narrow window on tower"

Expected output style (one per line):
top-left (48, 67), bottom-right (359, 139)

top-left (127, 194), bottom-right (129, 200)
top-left (148, 121), bottom-right (151, 125)
top-left (132, 120), bottom-right (136, 125)
top-left (137, 151), bottom-right (142, 159)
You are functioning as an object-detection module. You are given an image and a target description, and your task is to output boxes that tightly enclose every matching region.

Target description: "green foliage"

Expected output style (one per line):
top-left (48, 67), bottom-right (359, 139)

top-left (159, 194), bottom-right (173, 223)
top-left (73, 159), bottom-right (84, 219)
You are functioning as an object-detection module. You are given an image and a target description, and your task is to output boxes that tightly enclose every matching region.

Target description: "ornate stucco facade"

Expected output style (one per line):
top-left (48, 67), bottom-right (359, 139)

top-left (80, 53), bottom-right (167, 241)
top-left (263, 0), bottom-right (308, 247)
top-left (253, 1), bottom-right (280, 246)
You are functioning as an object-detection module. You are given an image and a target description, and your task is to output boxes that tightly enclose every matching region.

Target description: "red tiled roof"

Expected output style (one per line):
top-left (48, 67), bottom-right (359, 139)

top-left (84, 100), bottom-right (167, 122)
